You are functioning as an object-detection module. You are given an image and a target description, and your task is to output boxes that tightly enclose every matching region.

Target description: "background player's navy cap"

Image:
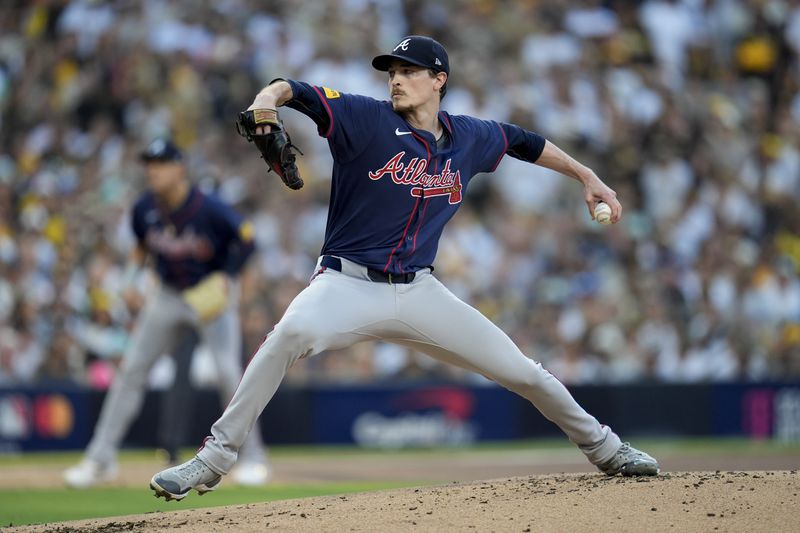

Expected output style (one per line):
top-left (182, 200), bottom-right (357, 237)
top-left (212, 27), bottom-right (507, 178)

top-left (139, 138), bottom-right (183, 163)
top-left (372, 36), bottom-right (449, 75)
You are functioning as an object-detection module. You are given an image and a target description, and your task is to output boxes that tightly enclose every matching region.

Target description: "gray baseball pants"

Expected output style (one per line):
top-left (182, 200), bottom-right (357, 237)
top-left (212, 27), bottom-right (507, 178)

top-left (198, 257), bottom-right (621, 474)
top-left (85, 282), bottom-right (265, 466)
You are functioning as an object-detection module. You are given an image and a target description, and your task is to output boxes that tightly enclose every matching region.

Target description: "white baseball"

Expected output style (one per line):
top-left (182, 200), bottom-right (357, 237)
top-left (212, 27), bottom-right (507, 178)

top-left (594, 202), bottom-right (612, 225)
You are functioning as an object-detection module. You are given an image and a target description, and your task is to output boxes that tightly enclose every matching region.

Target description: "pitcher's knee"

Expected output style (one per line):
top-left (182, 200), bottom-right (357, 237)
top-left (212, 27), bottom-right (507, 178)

top-left (498, 360), bottom-right (553, 392)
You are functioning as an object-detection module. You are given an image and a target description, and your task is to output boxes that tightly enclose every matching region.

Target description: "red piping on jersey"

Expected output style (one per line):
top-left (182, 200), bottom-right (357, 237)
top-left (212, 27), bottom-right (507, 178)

top-left (407, 136), bottom-right (434, 259)
top-left (439, 111), bottom-right (453, 133)
top-left (384, 133), bottom-right (431, 273)
top-left (384, 196), bottom-right (420, 273)
top-left (491, 122), bottom-right (508, 171)
top-left (311, 86), bottom-right (335, 138)
top-left (409, 155), bottom-right (436, 256)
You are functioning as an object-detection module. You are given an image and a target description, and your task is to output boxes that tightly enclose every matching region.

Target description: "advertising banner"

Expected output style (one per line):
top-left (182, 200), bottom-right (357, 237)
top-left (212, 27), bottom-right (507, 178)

top-left (311, 385), bottom-right (518, 446)
top-left (0, 388), bottom-right (90, 452)
top-left (713, 384), bottom-right (800, 441)
top-left (2, 382), bottom-right (799, 451)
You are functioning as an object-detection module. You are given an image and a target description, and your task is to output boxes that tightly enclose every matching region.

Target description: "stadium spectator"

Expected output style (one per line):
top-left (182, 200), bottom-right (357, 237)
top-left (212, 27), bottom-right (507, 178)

top-left (0, 0), bottom-right (798, 388)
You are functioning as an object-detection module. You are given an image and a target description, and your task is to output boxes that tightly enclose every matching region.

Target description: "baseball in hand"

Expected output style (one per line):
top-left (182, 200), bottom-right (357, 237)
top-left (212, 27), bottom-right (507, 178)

top-left (594, 202), bottom-right (612, 225)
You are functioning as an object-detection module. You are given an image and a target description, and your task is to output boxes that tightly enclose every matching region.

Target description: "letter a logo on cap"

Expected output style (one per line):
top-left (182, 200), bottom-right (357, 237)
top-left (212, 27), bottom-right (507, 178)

top-left (394, 38), bottom-right (411, 52)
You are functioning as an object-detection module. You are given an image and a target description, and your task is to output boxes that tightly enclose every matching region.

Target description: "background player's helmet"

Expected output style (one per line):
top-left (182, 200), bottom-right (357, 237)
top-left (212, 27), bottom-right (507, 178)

top-left (140, 138), bottom-right (183, 163)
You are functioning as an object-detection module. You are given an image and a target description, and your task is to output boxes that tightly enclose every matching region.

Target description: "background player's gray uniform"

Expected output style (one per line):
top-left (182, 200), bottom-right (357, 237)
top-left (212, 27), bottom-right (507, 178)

top-left (86, 282), bottom-right (264, 466)
top-left (73, 148), bottom-right (267, 474)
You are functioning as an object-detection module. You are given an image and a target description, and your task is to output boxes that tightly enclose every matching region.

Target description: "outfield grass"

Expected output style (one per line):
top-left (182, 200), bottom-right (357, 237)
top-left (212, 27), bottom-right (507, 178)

top-left (1, 482), bottom-right (416, 528)
top-left (1, 437), bottom-right (798, 527)
top-left (1, 436), bottom-right (798, 468)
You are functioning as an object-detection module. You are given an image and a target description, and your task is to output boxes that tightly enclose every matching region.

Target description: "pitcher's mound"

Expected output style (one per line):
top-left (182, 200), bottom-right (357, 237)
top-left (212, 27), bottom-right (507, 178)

top-left (12, 471), bottom-right (799, 532)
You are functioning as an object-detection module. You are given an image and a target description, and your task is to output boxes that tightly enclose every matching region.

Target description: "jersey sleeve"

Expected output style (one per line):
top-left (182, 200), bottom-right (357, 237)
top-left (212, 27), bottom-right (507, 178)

top-left (465, 118), bottom-right (510, 174)
top-left (461, 117), bottom-right (547, 173)
top-left (285, 79), bottom-right (382, 163)
top-left (500, 122), bottom-right (546, 164)
top-left (211, 199), bottom-right (255, 277)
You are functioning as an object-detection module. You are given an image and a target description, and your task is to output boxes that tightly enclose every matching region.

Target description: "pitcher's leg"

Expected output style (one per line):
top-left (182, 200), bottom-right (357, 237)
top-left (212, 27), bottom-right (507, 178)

top-left (86, 295), bottom-right (183, 465)
top-left (396, 275), bottom-right (620, 465)
top-left (198, 272), bottom-right (395, 474)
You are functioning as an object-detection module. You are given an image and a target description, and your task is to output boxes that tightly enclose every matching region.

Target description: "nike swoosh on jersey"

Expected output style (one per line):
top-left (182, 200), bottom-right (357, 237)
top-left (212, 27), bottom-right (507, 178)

top-left (395, 128), bottom-right (412, 136)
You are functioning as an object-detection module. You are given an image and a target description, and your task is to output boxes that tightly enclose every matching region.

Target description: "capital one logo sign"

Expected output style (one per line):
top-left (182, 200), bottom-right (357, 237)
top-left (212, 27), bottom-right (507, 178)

top-left (351, 388), bottom-right (477, 448)
top-left (393, 38), bottom-right (411, 52)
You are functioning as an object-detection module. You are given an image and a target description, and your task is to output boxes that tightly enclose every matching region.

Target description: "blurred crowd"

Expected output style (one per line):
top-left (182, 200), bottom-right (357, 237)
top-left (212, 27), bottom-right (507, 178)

top-left (1, 0), bottom-right (800, 389)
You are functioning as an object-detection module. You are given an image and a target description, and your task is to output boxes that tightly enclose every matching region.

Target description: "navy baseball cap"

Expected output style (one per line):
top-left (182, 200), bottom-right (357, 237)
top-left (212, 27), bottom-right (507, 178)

top-left (139, 138), bottom-right (183, 163)
top-left (372, 36), bottom-right (449, 75)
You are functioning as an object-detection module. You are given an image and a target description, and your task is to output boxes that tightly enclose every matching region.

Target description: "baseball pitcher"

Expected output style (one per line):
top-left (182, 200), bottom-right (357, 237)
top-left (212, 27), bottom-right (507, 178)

top-left (151, 36), bottom-right (659, 501)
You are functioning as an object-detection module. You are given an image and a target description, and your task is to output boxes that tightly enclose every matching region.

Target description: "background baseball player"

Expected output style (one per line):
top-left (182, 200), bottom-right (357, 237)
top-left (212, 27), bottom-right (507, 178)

top-left (64, 139), bottom-right (269, 488)
top-left (150, 36), bottom-right (659, 501)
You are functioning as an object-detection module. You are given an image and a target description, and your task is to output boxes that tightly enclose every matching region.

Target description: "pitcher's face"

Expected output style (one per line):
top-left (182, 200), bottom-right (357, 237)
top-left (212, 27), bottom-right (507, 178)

top-left (387, 60), bottom-right (445, 112)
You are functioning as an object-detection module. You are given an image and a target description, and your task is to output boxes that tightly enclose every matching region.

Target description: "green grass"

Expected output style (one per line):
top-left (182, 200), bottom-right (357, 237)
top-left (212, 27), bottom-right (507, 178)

top-left (1, 437), bottom-right (798, 527)
top-left (1, 437), bottom-right (798, 468)
top-left (1, 482), bottom-right (415, 528)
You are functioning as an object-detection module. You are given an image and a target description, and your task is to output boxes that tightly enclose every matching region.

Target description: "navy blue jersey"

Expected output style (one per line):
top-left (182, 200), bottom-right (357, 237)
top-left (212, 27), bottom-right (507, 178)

top-left (131, 187), bottom-right (255, 289)
top-left (285, 80), bottom-right (545, 274)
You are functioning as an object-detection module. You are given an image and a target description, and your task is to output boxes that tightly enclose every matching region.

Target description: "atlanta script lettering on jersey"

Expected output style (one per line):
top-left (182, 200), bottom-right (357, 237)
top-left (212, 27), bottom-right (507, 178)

top-left (145, 228), bottom-right (214, 261)
top-left (368, 151), bottom-right (463, 204)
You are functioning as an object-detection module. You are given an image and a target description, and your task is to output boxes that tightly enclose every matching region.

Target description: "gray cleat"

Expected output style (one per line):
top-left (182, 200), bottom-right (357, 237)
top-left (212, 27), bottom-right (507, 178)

top-left (150, 457), bottom-right (222, 501)
top-left (598, 442), bottom-right (660, 476)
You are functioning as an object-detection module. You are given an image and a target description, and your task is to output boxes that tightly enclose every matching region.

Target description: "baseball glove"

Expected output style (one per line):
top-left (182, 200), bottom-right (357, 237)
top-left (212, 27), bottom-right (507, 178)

top-left (236, 108), bottom-right (304, 190)
top-left (182, 272), bottom-right (229, 323)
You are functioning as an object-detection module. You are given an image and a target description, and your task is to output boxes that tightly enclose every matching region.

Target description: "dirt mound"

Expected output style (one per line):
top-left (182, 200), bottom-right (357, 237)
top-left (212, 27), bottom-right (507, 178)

top-left (9, 471), bottom-right (798, 533)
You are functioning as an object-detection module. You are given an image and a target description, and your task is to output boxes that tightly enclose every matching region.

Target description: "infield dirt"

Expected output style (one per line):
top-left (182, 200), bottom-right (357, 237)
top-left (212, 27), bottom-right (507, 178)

top-left (8, 470), bottom-right (799, 532)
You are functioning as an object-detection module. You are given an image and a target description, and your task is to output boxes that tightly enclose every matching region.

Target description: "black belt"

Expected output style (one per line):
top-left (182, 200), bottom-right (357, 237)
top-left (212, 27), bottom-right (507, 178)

top-left (321, 255), bottom-right (416, 284)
